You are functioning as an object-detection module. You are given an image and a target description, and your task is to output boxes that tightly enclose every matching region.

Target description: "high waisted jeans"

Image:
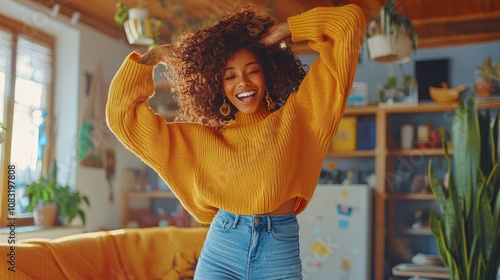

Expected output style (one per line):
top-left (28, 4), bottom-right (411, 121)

top-left (194, 209), bottom-right (302, 280)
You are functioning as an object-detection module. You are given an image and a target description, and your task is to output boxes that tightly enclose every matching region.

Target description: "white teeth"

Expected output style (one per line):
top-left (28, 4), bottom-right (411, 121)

top-left (236, 91), bottom-right (256, 98)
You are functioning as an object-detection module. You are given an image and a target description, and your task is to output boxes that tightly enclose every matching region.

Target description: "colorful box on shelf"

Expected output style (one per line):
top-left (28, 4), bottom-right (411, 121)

top-left (347, 82), bottom-right (368, 106)
top-left (331, 117), bottom-right (357, 151)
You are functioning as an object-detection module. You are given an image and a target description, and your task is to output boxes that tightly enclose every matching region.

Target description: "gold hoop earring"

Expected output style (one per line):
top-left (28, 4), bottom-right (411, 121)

top-left (265, 91), bottom-right (276, 111)
top-left (219, 97), bottom-right (231, 117)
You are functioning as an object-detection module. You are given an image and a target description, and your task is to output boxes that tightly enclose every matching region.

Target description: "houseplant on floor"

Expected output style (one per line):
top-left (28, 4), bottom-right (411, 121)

top-left (428, 92), bottom-right (500, 279)
top-left (365, 0), bottom-right (418, 64)
top-left (26, 160), bottom-right (90, 226)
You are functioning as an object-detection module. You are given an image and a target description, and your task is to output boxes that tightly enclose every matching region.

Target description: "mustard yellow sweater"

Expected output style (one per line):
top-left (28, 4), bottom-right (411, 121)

top-left (106, 5), bottom-right (366, 224)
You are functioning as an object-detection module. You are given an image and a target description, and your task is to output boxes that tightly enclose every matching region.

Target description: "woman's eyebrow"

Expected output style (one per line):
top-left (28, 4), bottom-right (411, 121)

top-left (225, 61), bottom-right (260, 71)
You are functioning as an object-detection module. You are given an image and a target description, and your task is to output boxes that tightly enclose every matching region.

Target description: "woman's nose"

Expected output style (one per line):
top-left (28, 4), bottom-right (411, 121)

top-left (238, 75), bottom-right (250, 87)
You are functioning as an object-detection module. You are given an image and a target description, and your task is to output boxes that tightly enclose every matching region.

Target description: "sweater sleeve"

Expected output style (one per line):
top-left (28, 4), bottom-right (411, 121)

top-left (105, 53), bottom-right (208, 177)
top-left (287, 5), bottom-right (366, 133)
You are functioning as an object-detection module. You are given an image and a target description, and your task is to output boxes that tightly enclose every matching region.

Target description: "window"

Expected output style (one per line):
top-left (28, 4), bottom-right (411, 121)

top-left (0, 15), bottom-right (55, 226)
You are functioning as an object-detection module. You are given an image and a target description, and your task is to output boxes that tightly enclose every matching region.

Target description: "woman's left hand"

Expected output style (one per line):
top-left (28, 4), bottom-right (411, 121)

top-left (260, 22), bottom-right (291, 46)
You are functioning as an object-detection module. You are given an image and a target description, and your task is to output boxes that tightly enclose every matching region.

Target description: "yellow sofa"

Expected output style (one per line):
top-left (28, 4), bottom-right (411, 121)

top-left (0, 226), bottom-right (208, 280)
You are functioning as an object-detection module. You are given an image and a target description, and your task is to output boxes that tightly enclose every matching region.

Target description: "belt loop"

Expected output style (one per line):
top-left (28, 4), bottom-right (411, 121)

top-left (232, 214), bottom-right (240, 228)
top-left (266, 216), bottom-right (271, 232)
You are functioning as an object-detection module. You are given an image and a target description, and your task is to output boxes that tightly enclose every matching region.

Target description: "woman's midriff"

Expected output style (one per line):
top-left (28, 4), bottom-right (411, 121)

top-left (263, 197), bottom-right (297, 215)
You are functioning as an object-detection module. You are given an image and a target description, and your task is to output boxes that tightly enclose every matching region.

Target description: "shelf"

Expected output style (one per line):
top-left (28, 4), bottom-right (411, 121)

top-left (326, 150), bottom-right (377, 158)
top-left (388, 148), bottom-right (452, 157)
top-left (127, 191), bottom-right (177, 199)
top-left (388, 193), bottom-right (436, 200)
top-left (344, 105), bottom-right (378, 115)
top-left (400, 227), bottom-right (433, 236)
top-left (378, 99), bottom-right (500, 114)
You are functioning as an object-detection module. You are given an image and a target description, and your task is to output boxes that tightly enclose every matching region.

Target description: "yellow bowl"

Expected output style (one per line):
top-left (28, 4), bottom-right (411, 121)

top-left (429, 84), bottom-right (467, 104)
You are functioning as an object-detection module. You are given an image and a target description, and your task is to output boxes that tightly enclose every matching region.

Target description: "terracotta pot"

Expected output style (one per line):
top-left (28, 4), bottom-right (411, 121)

top-left (474, 81), bottom-right (494, 98)
top-left (33, 204), bottom-right (58, 227)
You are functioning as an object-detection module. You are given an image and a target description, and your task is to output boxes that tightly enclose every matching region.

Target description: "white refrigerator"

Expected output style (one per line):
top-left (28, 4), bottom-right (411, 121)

top-left (298, 184), bottom-right (372, 280)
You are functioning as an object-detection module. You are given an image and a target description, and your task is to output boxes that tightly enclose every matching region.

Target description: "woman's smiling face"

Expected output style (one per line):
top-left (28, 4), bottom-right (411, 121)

top-left (223, 48), bottom-right (266, 115)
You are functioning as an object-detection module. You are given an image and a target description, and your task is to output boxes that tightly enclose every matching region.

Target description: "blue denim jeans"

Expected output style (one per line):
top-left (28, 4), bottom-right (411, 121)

top-left (194, 209), bottom-right (302, 280)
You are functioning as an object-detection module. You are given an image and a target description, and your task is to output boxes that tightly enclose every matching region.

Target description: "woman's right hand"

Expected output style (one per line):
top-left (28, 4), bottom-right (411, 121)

top-left (260, 23), bottom-right (291, 46)
top-left (138, 44), bottom-right (173, 66)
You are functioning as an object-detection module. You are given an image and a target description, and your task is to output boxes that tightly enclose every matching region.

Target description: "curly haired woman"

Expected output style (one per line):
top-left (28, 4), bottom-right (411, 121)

top-left (107, 4), bottom-right (365, 279)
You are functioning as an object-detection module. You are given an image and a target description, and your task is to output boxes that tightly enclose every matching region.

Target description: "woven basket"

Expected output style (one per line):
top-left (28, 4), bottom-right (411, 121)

top-left (33, 204), bottom-right (58, 227)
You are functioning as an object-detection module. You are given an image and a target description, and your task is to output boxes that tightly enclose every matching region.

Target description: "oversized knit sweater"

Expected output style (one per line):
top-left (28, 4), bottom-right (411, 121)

top-left (106, 5), bottom-right (366, 224)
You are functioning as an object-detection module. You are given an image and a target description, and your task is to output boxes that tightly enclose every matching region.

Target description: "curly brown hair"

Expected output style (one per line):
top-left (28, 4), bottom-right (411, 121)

top-left (164, 5), bottom-right (307, 128)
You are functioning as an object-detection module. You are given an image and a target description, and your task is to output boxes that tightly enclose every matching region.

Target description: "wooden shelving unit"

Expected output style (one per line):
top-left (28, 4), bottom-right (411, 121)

top-left (325, 150), bottom-right (377, 158)
top-left (339, 100), bottom-right (500, 280)
top-left (400, 227), bottom-right (433, 236)
top-left (388, 148), bottom-right (452, 157)
top-left (388, 193), bottom-right (437, 200)
top-left (121, 190), bottom-right (180, 228)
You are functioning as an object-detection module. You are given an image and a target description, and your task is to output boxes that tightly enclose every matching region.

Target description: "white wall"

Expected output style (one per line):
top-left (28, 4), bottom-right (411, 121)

top-left (76, 19), bottom-right (147, 232)
top-left (3, 0), bottom-right (142, 232)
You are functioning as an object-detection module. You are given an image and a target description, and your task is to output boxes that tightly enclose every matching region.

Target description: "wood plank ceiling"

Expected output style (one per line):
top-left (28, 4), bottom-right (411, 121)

top-left (32, 0), bottom-right (500, 54)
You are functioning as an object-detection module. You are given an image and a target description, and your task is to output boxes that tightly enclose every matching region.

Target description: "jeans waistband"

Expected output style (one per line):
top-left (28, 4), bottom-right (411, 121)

top-left (216, 209), bottom-right (296, 230)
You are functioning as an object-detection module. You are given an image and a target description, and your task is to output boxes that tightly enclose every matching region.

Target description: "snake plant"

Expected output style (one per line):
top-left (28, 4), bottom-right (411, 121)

top-left (428, 93), bottom-right (500, 279)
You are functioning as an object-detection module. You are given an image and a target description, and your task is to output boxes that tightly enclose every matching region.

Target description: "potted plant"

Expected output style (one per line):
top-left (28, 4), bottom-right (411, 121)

top-left (376, 70), bottom-right (418, 104)
top-left (26, 160), bottom-right (90, 226)
top-left (428, 92), bottom-right (500, 279)
top-left (114, 1), bottom-right (162, 46)
top-left (474, 55), bottom-right (500, 98)
top-left (365, 0), bottom-right (418, 64)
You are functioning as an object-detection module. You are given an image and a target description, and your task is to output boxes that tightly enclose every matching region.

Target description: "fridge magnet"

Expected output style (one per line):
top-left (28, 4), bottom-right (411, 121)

top-left (312, 240), bottom-right (331, 256)
top-left (338, 219), bottom-right (349, 229)
top-left (337, 204), bottom-right (353, 216)
top-left (313, 226), bottom-right (322, 234)
top-left (341, 252), bottom-right (352, 280)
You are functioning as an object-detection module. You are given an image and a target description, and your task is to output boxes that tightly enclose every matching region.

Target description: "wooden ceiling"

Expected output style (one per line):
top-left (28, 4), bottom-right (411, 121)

top-left (32, 0), bottom-right (500, 54)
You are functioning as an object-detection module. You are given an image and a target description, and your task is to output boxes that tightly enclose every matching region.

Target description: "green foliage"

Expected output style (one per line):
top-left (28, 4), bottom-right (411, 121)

top-left (26, 160), bottom-right (90, 225)
top-left (378, 0), bottom-right (418, 49)
top-left (428, 92), bottom-right (500, 279)
top-left (478, 56), bottom-right (500, 82)
top-left (363, 0), bottom-right (419, 61)
top-left (54, 185), bottom-right (91, 225)
top-left (113, 2), bottom-right (128, 26)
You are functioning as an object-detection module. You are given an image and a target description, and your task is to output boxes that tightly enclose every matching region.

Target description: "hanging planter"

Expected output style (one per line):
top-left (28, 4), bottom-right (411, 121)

top-left (119, 2), bottom-right (161, 46)
top-left (128, 6), bottom-right (149, 20)
top-left (365, 0), bottom-right (418, 64)
top-left (367, 34), bottom-right (412, 64)
top-left (124, 7), bottom-right (160, 46)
